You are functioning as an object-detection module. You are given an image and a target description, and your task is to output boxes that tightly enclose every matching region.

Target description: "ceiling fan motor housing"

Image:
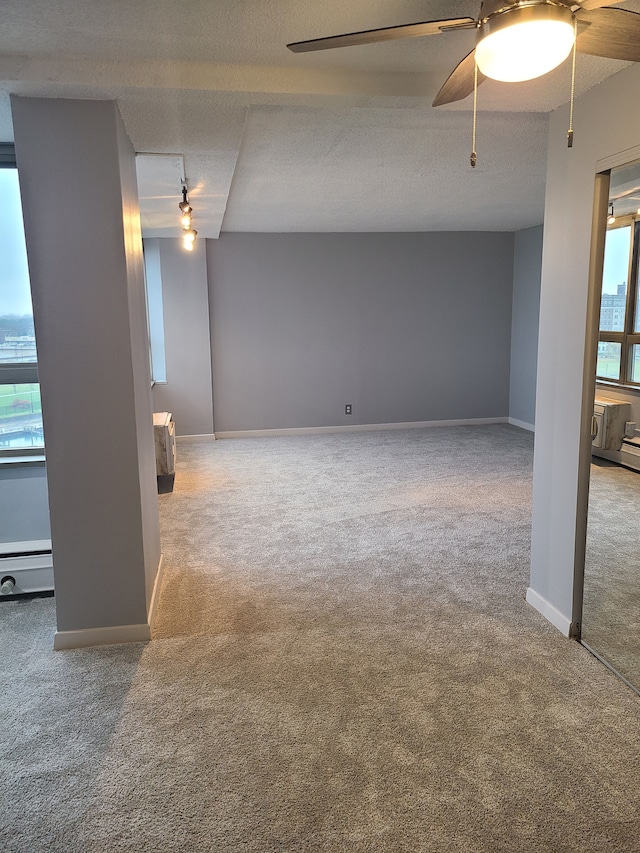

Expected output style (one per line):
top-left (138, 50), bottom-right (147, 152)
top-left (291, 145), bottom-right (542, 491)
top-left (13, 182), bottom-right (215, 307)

top-left (476, 0), bottom-right (576, 82)
top-left (479, 0), bottom-right (574, 26)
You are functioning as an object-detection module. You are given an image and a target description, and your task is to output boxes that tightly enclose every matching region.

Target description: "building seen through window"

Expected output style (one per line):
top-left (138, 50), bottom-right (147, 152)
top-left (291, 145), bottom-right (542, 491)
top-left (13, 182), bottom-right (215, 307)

top-left (597, 218), bottom-right (640, 385)
top-left (0, 155), bottom-right (43, 452)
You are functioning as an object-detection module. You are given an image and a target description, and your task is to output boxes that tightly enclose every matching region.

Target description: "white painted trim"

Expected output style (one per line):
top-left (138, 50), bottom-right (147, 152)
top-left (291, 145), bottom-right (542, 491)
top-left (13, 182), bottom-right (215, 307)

top-left (176, 433), bottom-right (216, 443)
top-left (0, 538), bottom-right (51, 556)
top-left (596, 143), bottom-right (640, 173)
top-left (215, 418), bottom-right (509, 440)
top-left (54, 622), bottom-right (151, 651)
top-left (525, 587), bottom-right (572, 636)
top-left (53, 552), bottom-right (166, 649)
top-left (508, 417), bottom-right (535, 432)
top-left (0, 454), bottom-right (46, 467)
top-left (147, 553), bottom-right (165, 631)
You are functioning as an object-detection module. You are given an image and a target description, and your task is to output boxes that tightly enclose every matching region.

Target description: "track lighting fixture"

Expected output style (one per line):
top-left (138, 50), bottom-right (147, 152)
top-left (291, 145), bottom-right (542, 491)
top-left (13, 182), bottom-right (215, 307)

top-left (178, 186), bottom-right (192, 216)
top-left (607, 203), bottom-right (616, 226)
top-left (179, 185), bottom-right (197, 251)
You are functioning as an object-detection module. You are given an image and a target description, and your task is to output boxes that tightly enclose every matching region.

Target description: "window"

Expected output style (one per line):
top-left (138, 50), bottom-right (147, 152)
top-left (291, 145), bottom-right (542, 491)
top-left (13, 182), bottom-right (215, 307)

top-left (0, 144), bottom-right (43, 454)
top-left (142, 239), bottom-right (167, 384)
top-left (597, 215), bottom-right (640, 387)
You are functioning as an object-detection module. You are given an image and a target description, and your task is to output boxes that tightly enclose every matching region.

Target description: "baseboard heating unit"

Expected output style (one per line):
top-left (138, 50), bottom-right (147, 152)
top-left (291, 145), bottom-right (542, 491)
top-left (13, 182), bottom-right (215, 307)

top-left (619, 436), bottom-right (640, 473)
top-left (0, 539), bottom-right (54, 600)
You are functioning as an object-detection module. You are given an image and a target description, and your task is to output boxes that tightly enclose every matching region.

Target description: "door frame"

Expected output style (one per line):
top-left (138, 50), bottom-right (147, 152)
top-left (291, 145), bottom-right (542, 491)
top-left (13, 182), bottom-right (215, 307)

top-left (574, 142), bottom-right (640, 640)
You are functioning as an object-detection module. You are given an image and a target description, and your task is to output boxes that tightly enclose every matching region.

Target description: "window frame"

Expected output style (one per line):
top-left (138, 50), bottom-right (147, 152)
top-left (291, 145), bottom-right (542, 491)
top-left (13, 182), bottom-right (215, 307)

top-left (0, 144), bottom-right (43, 458)
top-left (597, 215), bottom-right (640, 389)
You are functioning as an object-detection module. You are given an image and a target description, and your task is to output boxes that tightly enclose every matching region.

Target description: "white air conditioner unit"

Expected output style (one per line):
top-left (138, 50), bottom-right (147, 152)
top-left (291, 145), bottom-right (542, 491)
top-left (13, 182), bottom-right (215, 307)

top-left (592, 397), bottom-right (631, 455)
top-left (153, 411), bottom-right (176, 476)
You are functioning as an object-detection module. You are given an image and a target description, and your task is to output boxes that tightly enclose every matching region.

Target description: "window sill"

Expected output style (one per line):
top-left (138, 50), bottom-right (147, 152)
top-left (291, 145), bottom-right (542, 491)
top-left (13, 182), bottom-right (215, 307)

top-left (596, 380), bottom-right (640, 395)
top-left (0, 454), bottom-right (46, 468)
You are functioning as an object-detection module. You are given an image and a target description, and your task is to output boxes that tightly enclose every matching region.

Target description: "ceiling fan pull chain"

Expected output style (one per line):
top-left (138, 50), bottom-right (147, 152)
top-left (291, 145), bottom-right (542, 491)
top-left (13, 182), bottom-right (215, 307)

top-left (567, 17), bottom-right (577, 148)
top-left (470, 59), bottom-right (478, 168)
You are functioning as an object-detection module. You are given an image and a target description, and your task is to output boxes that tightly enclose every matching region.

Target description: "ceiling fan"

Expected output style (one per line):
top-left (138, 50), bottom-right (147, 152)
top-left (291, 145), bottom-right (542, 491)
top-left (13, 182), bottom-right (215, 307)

top-left (287, 1), bottom-right (640, 107)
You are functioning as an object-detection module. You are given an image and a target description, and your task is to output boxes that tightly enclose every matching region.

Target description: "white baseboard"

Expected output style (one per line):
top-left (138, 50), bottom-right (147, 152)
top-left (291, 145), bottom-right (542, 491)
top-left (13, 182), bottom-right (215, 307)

top-left (54, 622), bottom-right (151, 651)
top-left (215, 418), bottom-right (509, 440)
top-left (147, 553), bottom-right (165, 632)
top-left (508, 417), bottom-right (535, 432)
top-left (176, 433), bottom-right (216, 443)
top-left (53, 553), bottom-right (165, 650)
top-left (525, 587), bottom-right (572, 636)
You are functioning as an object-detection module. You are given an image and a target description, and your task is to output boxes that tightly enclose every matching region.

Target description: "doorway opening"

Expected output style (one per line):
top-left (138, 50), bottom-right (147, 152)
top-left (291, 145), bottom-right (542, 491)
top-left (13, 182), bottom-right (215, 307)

top-left (578, 158), bottom-right (640, 695)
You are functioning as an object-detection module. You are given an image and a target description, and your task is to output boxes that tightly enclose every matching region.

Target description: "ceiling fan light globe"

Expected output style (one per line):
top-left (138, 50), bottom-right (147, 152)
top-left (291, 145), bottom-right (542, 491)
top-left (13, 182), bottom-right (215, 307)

top-left (476, 4), bottom-right (575, 83)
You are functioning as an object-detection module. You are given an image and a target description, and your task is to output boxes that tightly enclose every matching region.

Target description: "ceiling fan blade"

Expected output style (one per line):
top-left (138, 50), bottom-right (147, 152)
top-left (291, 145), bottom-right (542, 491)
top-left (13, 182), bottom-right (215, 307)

top-left (578, 1), bottom-right (623, 10)
top-left (287, 18), bottom-right (475, 53)
top-left (576, 8), bottom-right (640, 62)
top-left (432, 50), bottom-right (486, 107)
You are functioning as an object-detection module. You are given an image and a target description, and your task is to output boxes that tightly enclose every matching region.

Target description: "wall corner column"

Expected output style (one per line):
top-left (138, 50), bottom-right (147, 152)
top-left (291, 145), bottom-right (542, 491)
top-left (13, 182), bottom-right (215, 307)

top-left (11, 96), bottom-right (161, 647)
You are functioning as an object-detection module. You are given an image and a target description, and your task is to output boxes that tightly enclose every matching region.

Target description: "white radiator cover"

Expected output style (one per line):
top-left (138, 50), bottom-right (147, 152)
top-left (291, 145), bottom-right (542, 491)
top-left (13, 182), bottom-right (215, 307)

top-left (0, 539), bottom-right (54, 595)
top-left (618, 436), bottom-right (640, 473)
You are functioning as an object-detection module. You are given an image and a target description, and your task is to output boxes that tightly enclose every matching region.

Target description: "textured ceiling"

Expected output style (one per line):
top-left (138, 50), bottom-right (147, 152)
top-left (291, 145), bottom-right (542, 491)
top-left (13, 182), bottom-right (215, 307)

top-left (1, 0), bottom-right (639, 236)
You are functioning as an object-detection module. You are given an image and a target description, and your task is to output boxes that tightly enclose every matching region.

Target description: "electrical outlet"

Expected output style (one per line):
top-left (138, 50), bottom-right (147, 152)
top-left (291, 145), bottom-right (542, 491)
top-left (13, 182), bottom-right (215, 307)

top-left (345, 404), bottom-right (352, 415)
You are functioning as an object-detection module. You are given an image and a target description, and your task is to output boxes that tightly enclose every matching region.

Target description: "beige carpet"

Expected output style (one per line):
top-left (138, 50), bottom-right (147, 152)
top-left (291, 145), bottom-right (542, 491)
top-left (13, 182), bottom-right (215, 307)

top-left (1, 425), bottom-right (639, 852)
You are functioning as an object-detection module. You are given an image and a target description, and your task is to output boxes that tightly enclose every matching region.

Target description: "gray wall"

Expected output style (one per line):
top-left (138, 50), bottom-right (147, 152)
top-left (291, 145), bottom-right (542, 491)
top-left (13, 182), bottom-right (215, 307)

top-left (207, 232), bottom-right (515, 432)
top-left (0, 464), bottom-right (50, 544)
top-left (530, 63), bottom-right (640, 631)
top-left (510, 225), bottom-right (543, 429)
top-left (12, 96), bottom-right (161, 634)
top-left (150, 238), bottom-right (214, 436)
